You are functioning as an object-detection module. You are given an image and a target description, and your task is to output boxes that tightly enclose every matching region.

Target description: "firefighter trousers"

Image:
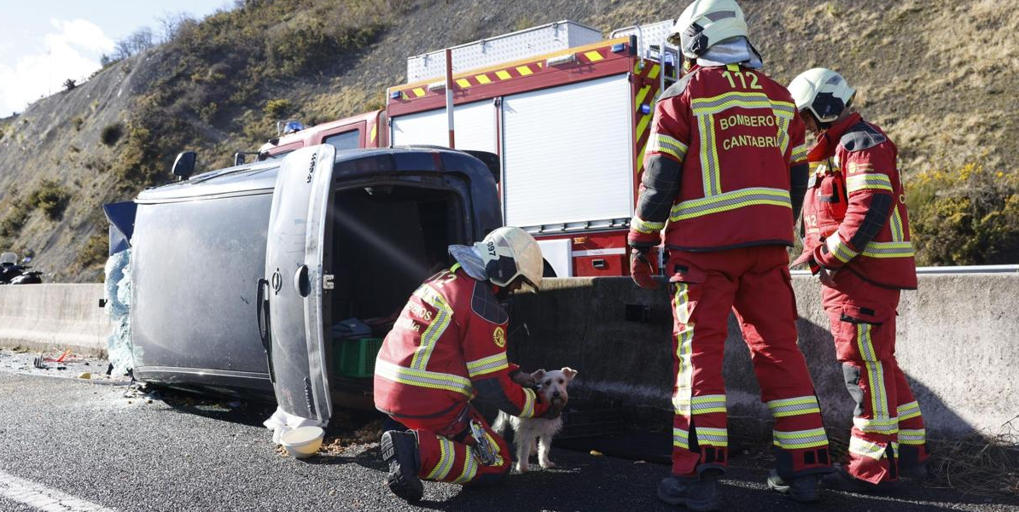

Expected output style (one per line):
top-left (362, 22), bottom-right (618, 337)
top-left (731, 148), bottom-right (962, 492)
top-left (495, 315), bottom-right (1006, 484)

top-left (666, 246), bottom-right (832, 478)
top-left (395, 405), bottom-right (512, 487)
top-left (822, 270), bottom-right (929, 484)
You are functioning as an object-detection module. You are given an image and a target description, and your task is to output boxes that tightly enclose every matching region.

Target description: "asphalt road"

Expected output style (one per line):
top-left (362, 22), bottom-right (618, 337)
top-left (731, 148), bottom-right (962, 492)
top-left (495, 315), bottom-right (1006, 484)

top-left (0, 356), bottom-right (1016, 512)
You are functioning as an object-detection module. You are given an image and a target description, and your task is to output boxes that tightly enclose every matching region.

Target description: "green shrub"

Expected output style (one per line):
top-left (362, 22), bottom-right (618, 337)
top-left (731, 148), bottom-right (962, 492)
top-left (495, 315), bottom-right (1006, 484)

top-left (0, 199), bottom-right (29, 239)
top-left (27, 180), bottom-right (72, 221)
top-left (101, 122), bottom-right (123, 146)
top-left (263, 98), bottom-right (293, 119)
top-left (909, 164), bottom-right (1019, 265)
top-left (75, 232), bottom-right (109, 271)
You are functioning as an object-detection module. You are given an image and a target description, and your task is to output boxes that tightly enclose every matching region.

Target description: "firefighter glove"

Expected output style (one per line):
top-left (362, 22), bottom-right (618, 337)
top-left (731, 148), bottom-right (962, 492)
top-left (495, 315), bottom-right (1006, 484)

top-left (629, 246), bottom-right (659, 290)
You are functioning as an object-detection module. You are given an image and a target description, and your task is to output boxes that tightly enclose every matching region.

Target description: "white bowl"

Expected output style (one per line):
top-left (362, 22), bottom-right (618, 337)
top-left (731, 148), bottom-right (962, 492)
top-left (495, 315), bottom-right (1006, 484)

top-left (280, 426), bottom-right (325, 459)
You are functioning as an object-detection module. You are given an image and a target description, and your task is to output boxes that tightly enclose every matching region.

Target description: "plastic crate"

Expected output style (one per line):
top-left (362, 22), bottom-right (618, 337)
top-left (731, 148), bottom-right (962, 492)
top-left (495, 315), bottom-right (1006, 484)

top-left (335, 337), bottom-right (383, 378)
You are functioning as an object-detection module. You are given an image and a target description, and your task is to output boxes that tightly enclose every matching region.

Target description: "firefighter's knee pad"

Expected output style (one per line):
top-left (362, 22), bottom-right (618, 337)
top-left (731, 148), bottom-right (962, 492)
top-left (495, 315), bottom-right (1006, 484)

top-left (842, 362), bottom-right (866, 417)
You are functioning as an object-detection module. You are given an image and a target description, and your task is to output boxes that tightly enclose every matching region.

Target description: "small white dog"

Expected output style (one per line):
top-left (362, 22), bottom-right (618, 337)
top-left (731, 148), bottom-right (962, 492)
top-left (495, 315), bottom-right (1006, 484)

top-left (493, 367), bottom-right (577, 473)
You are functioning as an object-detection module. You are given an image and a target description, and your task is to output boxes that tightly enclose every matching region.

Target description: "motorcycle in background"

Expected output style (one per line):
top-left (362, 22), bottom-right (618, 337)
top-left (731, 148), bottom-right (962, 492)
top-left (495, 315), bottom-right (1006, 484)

top-left (0, 251), bottom-right (43, 285)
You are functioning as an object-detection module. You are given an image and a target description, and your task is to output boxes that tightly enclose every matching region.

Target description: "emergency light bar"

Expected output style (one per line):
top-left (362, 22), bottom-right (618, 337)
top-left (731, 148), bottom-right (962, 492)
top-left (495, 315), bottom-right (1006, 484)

top-left (546, 54), bottom-right (578, 67)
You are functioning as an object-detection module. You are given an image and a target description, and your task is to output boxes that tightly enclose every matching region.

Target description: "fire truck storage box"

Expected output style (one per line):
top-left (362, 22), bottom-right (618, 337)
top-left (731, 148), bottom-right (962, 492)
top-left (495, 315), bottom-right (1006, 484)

top-left (406, 21), bottom-right (603, 83)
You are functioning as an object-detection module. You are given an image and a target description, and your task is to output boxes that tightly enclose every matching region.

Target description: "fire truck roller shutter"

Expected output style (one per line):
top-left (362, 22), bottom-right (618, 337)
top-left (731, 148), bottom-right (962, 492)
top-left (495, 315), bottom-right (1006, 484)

top-left (501, 75), bottom-right (634, 229)
top-left (390, 100), bottom-right (497, 153)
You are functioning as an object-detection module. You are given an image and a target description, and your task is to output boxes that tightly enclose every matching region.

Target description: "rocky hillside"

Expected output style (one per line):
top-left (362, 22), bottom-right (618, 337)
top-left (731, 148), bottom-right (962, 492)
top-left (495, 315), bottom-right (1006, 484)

top-left (0, 0), bottom-right (1016, 281)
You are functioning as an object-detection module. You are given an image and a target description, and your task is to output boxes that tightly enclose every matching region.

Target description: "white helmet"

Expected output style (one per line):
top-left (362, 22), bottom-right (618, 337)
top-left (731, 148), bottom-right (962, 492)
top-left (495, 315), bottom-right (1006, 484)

top-left (788, 68), bottom-right (856, 124)
top-left (669, 0), bottom-right (750, 58)
top-left (474, 227), bottom-right (543, 292)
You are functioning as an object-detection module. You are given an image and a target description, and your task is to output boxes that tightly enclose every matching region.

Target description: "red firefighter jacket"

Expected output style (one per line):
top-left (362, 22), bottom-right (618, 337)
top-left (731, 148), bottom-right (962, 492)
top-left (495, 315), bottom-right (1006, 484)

top-left (628, 63), bottom-right (810, 252)
top-left (795, 113), bottom-right (917, 290)
top-left (374, 266), bottom-right (549, 423)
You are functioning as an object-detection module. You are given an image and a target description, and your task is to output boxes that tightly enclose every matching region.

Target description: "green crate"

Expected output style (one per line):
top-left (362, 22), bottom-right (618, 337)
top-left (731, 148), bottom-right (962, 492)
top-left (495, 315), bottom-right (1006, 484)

top-left (335, 337), bottom-right (383, 378)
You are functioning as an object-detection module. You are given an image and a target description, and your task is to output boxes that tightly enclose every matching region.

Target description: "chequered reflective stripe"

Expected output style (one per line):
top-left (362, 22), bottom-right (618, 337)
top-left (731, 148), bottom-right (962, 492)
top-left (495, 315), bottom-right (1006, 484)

top-left (672, 283), bottom-right (695, 417)
top-left (691, 395), bottom-right (727, 415)
top-left (776, 116), bottom-right (791, 156)
top-left (410, 285), bottom-right (454, 370)
top-left (696, 114), bottom-right (722, 196)
top-left (847, 173), bottom-right (893, 194)
top-left (673, 428), bottom-right (690, 450)
top-left (696, 427), bottom-right (728, 447)
top-left (483, 431), bottom-right (505, 466)
top-left (465, 352), bottom-right (509, 378)
top-left (670, 187), bottom-right (791, 222)
top-left (649, 132), bottom-right (689, 162)
top-left (848, 436), bottom-right (887, 460)
top-left (853, 416), bottom-right (899, 435)
top-left (767, 396), bottom-right (821, 418)
top-left (861, 241), bottom-right (915, 259)
top-left (630, 215), bottom-right (666, 235)
top-left (856, 324), bottom-right (890, 420)
top-left (520, 387), bottom-right (537, 418)
top-left (772, 427), bottom-right (829, 450)
top-left (452, 446), bottom-right (479, 484)
top-left (791, 143), bottom-right (809, 164)
top-left (897, 401), bottom-right (922, 421)
top-left (890, 207), bottom-right (906, 242)
top-left (826, 234), bottom-right (859, 263)
top-left (898, 428), bottom-right (926, 446)
top-left (375, 359), bottom-right (473, 396)
top-left (426, 438), bottom-right (456, 480)
top-left (690, 92), bottom-right (796, 119)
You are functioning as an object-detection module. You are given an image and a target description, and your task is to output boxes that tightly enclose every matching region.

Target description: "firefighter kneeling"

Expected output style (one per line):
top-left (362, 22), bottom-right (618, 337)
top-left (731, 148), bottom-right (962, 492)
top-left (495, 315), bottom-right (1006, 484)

top-left (374, 227), bottom-right (561, 502)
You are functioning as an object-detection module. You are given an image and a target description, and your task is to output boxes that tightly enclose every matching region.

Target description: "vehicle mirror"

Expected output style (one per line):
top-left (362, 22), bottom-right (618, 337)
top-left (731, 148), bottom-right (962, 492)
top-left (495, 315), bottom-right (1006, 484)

top-left (172, 151), bottom-right (197, 181)
top-left (462, 150), bottom-right (500, 184)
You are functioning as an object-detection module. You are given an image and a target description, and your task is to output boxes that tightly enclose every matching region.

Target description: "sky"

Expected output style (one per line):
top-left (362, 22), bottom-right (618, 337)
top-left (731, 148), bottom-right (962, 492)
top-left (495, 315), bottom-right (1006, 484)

top-left (0, 1), bottom-right (230, 118)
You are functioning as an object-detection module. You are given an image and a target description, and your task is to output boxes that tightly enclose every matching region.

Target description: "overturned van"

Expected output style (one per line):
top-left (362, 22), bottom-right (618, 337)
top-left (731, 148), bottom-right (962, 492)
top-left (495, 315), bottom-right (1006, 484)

top-left (116, 146), bottom-right (501, 425)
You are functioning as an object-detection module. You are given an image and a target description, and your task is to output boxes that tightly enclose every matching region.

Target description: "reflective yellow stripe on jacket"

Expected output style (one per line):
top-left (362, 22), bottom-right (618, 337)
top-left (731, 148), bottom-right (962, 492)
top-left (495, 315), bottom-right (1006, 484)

top-left (670, 187), bottom-right (791, 222)
top-left (375, 359), bottom-right (473, 397)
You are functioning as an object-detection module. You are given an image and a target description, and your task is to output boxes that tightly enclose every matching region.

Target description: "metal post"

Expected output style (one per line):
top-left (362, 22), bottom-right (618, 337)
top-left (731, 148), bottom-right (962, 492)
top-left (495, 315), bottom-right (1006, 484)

top-left (445, 48), bottom-right (455, 148)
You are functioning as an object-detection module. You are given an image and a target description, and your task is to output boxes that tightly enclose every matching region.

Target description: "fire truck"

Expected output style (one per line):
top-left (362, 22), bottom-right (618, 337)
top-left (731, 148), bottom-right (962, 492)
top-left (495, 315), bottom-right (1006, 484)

top-left (259, 20), bottom-right (681, 277)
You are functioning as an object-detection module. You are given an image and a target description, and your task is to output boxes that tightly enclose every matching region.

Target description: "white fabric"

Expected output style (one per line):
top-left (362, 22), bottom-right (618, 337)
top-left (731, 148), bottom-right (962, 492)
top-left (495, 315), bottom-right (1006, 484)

top-left (697, 36), bottom-right (763, 69)
top-left (263, 406), bottom-right (325, 445)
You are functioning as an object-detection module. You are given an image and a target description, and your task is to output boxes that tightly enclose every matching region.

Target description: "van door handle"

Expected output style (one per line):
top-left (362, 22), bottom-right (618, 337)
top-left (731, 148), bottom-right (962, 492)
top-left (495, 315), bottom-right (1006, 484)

top-left (592, 259), bottom-right (607, 269)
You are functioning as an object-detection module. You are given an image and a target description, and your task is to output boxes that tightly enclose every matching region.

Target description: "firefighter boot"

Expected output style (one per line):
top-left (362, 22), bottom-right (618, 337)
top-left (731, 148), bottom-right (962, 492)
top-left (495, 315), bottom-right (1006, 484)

top-left (767, 470), bottom-right (822, 503)
top-left (820, 465), bottom-right (904, 494)
top-left (657, 470), bottom-right (720, 511)
top-left (381, 430), bottom-right (424, 502)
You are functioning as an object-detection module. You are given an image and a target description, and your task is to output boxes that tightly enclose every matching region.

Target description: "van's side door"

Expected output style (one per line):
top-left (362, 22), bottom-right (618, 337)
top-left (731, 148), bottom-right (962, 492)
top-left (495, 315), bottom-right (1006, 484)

top-left (263, 144), bottom-right (337, 424)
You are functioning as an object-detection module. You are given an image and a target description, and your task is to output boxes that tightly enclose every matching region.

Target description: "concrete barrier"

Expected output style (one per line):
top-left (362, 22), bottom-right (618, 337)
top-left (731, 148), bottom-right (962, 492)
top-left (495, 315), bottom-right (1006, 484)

top-left (0, 284), bottom-right (109, 356)
top-left (509, 274), bottom-right (1019, 441)
top-left (2, 276), bottom-right (1015, 442)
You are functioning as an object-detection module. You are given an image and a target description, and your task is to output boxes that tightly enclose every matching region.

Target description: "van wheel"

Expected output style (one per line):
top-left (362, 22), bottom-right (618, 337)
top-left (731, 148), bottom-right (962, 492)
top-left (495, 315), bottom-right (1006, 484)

top-left (542, 260), bottom-right (557, 278)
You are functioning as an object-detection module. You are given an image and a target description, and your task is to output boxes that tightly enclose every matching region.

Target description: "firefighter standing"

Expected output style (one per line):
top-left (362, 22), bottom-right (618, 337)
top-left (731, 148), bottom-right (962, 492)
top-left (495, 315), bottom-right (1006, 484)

top-left (788, 68), bottom-right (929, 491)
top-left (628, 1), bottom-right (833, 508)
top-left (374, 226), bottom-right (560, 502)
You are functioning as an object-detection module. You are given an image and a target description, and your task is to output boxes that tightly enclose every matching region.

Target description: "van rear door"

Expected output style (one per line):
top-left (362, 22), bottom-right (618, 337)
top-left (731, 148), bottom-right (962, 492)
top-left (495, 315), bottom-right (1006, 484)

top-left (263, 145), bottom-right (337, 424)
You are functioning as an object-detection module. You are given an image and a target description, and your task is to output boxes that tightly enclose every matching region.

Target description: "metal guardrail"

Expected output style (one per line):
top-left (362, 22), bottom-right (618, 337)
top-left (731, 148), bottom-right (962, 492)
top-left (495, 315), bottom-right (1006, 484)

top-left (790, 265), bottom-right (1019, 276)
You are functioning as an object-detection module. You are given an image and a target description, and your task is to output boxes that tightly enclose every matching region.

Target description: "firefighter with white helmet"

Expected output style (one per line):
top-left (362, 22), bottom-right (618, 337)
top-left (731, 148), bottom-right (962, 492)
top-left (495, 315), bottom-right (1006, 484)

top-left (628, 0), bottom-right (833, 508)
top-left (375, 226), bottom-right (560, 502)
top-left (789, 68), bottom-right (928, 492)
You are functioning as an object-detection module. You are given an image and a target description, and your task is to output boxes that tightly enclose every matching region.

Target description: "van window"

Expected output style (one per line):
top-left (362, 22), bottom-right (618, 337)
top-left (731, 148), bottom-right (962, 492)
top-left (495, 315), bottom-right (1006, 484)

top-left (323, 130), bottom-right (361, 151)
